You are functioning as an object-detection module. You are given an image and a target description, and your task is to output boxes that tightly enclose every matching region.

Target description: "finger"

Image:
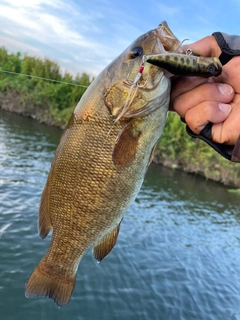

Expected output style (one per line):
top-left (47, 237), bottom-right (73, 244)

top-left (212, 94), bottom-right (240, 145)
top-left (182, 35), bottom-right (221, 57)
top-left (170, 76), bottom-right (208, 108)
top-left (185, 101), bottom-right (232, 134)
top-left (216, 56), bottom-right (240, 92)
top-left (172, 83), bottom-right (234, 118)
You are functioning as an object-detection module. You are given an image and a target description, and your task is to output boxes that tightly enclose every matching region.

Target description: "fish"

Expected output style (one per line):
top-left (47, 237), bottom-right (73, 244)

top-left (25, 21), bottom-right (219, 307)
top-left (145, 53), bottom-right (222, 77)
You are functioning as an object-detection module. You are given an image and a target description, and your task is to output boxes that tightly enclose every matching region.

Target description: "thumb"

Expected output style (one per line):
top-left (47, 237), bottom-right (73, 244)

top-left (183, 36), bottom-right (221, 57)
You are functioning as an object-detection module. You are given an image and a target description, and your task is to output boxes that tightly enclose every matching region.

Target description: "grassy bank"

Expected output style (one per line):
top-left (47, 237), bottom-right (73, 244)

top-left (0, 47), bottom-right (91, 128)
top-left (1, 47), bottom-right (240, 187)
top-left (157, 112), bottom-right (240, 187)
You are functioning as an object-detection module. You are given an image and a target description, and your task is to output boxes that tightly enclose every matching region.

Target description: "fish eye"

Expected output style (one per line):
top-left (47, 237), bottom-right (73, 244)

top-left (207, 65), bottom-right (215, 74)
top-left (128, 46), bottom-right (143, 59)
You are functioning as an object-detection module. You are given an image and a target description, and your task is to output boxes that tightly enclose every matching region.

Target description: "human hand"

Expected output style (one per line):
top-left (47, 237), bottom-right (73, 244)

top-left (170, 35), bottom-right (240, 145)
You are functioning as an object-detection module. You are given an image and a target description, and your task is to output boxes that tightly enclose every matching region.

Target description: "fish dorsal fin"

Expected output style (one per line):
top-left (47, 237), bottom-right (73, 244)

top-left (113, 122), bottom-right (141, 168)
top-left (38, 175), bottom-right (53, 239)
top-left (93, 221), bottom-right (122, 262)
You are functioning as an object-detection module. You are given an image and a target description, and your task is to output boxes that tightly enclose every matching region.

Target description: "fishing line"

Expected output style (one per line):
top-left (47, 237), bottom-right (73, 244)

top-left (99, 61), bottom-right (146, 160)
top-left (114, 83), bottom-right (138, 123)
top-left (114, 57), bottom-right (147, 123)
top-left (0, 69), bottom-right (89, 88)
top-left (101, 57), bottom-right (148, 160)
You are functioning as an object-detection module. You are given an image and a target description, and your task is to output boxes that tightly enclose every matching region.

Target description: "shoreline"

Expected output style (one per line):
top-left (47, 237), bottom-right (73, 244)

top-left (1, 47), bottom-right (239, 189)
top-left (2, 104), bottom-right (240, 189)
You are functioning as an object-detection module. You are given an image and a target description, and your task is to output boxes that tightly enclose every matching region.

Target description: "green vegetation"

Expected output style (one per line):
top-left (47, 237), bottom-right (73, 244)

top-left (157, 112), bottom-right (240, 187)
top-left (0, 47), bottom-right (91, 128)
top-left (1, 47), bottom-right (240, 187)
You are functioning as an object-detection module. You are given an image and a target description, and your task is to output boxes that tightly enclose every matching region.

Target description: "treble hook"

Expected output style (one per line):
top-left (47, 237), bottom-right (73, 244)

top-left (125, 71), bottom-right (148, 88)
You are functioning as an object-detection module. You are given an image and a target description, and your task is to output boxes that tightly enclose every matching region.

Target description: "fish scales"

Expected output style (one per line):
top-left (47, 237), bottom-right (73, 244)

top-left (25, 21), bottom-right (221, 307)
top-left (26, 88), bottom-right (169, 306)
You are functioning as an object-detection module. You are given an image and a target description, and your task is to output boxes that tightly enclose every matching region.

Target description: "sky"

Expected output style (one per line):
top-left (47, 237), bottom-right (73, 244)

top-left (0, 0), bottom-right (240, 78)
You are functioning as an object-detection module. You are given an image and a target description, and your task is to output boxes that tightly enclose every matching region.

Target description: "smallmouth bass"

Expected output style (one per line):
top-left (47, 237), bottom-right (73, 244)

top-left (25, 21), bottom-right (221, 307)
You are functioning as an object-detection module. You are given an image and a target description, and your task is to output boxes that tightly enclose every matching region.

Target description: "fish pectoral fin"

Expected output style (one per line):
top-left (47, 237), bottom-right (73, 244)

top-left (112, 122), bottom-right (141, 168)
top-left (147, 143), bottom-right (157, 171)
top-left (93, 221), bottom-right (122, 262)
top-left (38, 175), bottom-right (53, 239)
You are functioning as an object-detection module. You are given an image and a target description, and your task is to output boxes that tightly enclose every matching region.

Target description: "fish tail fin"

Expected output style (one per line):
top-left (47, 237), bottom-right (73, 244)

top-left (25, 259), bottom-right (76, 307)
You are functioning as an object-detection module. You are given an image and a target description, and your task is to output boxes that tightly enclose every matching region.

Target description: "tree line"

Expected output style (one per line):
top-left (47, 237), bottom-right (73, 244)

top-left (0, 46), bottom-right (91, 126)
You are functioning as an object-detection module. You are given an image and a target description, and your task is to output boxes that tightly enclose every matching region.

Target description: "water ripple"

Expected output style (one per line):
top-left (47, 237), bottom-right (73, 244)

top-left (1, 110), bottom-right (240, 319)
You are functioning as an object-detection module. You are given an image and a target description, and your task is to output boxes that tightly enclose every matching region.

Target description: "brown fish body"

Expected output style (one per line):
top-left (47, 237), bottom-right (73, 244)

top-left (25, 22), bottom-right (209, 307)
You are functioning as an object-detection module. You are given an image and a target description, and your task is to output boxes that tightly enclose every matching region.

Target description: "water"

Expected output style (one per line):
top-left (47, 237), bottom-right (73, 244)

top-left (1, 109), bottom-right (240, 320)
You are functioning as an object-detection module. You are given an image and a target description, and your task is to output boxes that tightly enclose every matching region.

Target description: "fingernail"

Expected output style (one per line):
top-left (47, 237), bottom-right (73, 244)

top-left (218, 103), bottom-right (232, 114)
top-left (218, 84), bottom-right (233, 95)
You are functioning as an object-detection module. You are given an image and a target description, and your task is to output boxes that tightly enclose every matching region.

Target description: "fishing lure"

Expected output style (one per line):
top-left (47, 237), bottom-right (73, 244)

top-left (145, 52), bottom-right (222, 77)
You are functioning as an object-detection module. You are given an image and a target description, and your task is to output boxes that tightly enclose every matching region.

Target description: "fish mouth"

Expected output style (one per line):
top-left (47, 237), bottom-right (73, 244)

top-left (136, 22), bottom-right (184, 92)
top-left (154, 21), bottom-right (184, 54)
top-left (136, 21), bottom-right (184, 91)
top-left (105, 22), bottom-right (181, 120)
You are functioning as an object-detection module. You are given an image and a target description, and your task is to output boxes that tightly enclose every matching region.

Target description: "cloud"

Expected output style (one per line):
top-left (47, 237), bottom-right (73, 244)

top-left (2, 0), bottom-right (65, 9)
top-left (155, 3), bottom-right (182, 18)
top-left (1, 0), bottom-right (237, 78)
top-left (0, 36), bottom-right (41, 56)
top-left (0, 0), bottom-right (138, 76)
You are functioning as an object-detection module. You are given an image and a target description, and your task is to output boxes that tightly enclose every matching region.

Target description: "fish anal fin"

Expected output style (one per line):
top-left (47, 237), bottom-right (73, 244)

top-left (38, 175), bottom-right (53, 239)
top-left (113, 123), bottom-right (141, 168)
top-left (93, 222), bottom-right (122, 262)
top-left (25, 258), bottom-right (76, 307)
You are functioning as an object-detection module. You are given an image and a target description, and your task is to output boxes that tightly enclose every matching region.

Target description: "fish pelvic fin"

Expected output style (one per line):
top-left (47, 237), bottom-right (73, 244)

top-left (38, 176), bottom-right (53, 239)
top-left (93, 221), bottom-right (122, 262)
top-left (25, 259), bottom-right (76, 307)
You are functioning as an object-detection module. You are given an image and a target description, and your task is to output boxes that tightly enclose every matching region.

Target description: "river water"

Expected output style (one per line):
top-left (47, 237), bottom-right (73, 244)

top-left (1, 109), bottom-right (240, 320)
